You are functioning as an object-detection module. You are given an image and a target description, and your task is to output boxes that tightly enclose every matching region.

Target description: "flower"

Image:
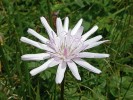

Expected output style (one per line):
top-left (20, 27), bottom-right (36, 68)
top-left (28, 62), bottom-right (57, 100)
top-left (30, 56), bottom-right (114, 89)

top-left (20, 17), bottom-right (109, 84)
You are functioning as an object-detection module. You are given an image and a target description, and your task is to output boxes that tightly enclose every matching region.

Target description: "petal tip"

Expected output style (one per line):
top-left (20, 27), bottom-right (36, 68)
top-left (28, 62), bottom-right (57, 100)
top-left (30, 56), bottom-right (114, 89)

top-left (40, 16), bottom-right (46, 22)
top-left (57, 17), bottom-right (60, 19)
top-left (21, 55), bottom-right (24, 60)
top-left (97, 70), bottom-right (102, 74)
top-left (94, 25), bottom-right (98, 29)
top-left (78, 77), bottom-right (81, 81)
top-left (56, 80), bottom-right (61, 84)
top-left (106, 40), bottom-right (110, 42)
top-left (107, 54), bottom-right (110, 57)
top-left (65, 17), bottom-right (69, 22)
top-left (66, 16), bottom-right (69, 19)
top-left (27, 28), bottom-right (32, 33)
top-left (79, 18), bottom-right (83, 23)
top-left (99, 35), bottom-right (102, 38)
top-left (30, 70), bottom-right (36, 76)
top-left (80, 18), bottom-right (83, 21)
top-left (20, 37), bottom-right (24, 41)
top-left (40, 16), bottom-right (44, 19)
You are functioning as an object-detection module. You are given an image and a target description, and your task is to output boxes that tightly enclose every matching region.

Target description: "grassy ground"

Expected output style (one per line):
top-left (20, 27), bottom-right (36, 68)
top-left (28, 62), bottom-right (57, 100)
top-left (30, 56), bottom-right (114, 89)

top-left (0, 0), bottom-right (133, 100)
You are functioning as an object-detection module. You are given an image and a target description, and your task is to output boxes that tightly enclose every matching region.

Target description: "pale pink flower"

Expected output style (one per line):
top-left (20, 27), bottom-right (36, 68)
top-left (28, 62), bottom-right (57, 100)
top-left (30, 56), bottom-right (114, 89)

top-left (20, 17), bottom-right (109, 84)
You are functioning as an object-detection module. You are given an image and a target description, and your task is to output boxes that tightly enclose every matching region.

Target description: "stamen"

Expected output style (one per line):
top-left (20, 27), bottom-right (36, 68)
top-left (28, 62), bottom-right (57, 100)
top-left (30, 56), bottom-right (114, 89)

top-left (48, 32), bottom-right (84, 61)
top-left (63, 48), bottom-right (67, 57)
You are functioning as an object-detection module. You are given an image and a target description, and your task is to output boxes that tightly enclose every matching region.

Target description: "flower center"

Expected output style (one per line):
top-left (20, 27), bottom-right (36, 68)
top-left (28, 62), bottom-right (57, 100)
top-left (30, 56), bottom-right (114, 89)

top-left (47, 33), bottom-right (84, 61)
top-left (63, 48), bottom-right (68, 58)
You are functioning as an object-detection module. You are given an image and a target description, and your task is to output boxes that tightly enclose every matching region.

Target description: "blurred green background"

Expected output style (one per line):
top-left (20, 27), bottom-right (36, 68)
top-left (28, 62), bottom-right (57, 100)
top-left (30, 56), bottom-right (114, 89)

top-left (0, 0), bottom-right (133, 100)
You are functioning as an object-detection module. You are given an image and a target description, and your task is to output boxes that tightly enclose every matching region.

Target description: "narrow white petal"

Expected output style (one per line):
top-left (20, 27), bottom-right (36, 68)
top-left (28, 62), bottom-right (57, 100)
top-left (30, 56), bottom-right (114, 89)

top-left (27, 28), bottom-right (48, 43)
top-left (30, 58), bottom-right (54, 76)
top-left (52, 37), bottom-right (61, 51)
top-left (40, 17), bottom-right (57, 37)
top-left (20, 37), bottom-right (54, 52)
top-left (56, 61), bottom-right (66, 84)
top-left (71, 19), bottom-right (83, 35)
top-left (73, 58), bottom-right (101, 74)
top-left (20, 37), bottom-right (43, 49)
top-left (85, 40), bottom-right (109, 50)
top-left (78, 52), bottom-right (109, 58)
top-left (48, 60), bottom-right (60, 67)
top-left (67, 60), bottom-right (81, 80)
top-left (56, 18), bottom-right (64, 36)
top-left (84, 35), bottom-right (102, 46)
top-left (21, 53), bottom-right (50, 61)
top-left (81, 25), bottom-right (98, 41)
top-left (64, 17), bottom-right (69, 32)
top-left (76, 26), bottom-right (84, 36)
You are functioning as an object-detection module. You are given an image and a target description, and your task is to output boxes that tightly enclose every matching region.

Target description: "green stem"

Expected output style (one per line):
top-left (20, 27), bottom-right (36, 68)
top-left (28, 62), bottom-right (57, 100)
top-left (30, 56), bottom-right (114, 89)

top-left (60, 77), bottom-right (65, 100)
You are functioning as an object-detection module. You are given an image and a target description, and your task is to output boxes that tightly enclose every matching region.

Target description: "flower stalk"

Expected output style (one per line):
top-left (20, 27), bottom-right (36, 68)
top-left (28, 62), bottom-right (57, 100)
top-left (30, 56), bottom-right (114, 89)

top-left (60, 76), bottom-right (65, 100)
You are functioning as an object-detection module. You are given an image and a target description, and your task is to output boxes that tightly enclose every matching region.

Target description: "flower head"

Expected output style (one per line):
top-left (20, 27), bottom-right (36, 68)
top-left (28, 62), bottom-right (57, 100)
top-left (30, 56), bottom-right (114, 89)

top-left (20, 17), bottom-right (109, 84)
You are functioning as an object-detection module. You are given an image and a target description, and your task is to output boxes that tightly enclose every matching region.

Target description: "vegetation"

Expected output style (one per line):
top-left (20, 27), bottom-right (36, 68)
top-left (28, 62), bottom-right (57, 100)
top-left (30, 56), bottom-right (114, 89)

top-left (0, 0), bottom-right (133, 99)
